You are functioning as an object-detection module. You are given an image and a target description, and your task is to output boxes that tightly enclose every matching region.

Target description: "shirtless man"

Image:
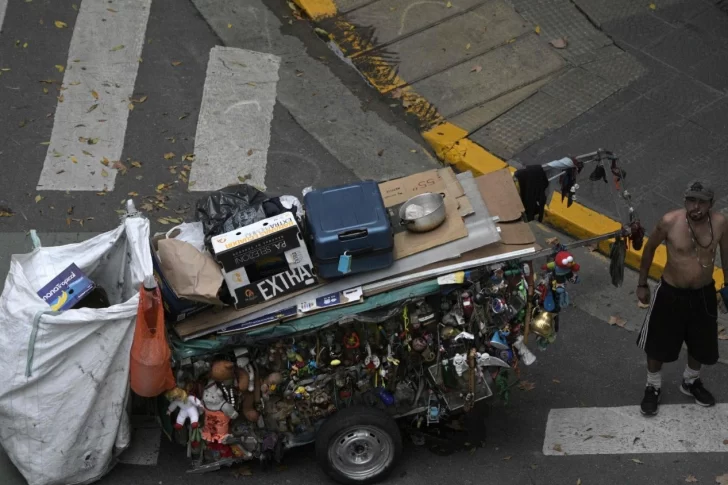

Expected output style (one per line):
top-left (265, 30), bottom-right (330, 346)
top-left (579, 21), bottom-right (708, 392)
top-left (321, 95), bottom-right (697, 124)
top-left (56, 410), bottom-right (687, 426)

top-left (636, 180), bottom-right (728, 416)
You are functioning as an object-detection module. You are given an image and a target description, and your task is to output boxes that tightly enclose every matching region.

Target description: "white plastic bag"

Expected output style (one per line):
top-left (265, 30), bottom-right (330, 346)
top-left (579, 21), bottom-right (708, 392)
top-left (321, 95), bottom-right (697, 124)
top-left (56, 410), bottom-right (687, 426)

top-left (165, 221), bottom-right (205, 253)
top-left (0, 215), bottom-right (153, 485)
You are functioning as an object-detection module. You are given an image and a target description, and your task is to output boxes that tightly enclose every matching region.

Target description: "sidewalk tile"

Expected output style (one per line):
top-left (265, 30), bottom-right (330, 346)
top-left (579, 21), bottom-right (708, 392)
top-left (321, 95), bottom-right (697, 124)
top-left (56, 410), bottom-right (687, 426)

top-left (643, 72), bottom-right (724, 117)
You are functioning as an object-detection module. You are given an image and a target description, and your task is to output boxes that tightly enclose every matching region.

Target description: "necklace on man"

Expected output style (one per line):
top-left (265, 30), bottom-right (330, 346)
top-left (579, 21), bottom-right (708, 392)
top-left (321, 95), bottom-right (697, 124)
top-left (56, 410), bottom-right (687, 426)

top-left (686, 213), bottom-right (715, 269)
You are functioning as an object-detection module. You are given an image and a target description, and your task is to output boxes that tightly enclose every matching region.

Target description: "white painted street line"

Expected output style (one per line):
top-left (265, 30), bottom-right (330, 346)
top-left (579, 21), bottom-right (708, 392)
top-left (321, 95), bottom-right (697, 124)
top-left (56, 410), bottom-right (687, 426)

top-left (36, 0), bottom-right (151, 192)
top-left (0, 0), bottom-right (8, 33)
top-left (543, 404), bottom-right (728, 456)
top-left (189, 46), bottom-right (280, 192)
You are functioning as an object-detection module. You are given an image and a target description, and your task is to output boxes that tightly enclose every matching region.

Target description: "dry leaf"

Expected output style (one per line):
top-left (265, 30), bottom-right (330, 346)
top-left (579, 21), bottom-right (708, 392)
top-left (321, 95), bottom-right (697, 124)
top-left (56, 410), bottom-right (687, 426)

top-left (182, 153), bottom-right (194, 161)
top-left (608, 316), bottom-right (627, 327)
top-left (719, 334), bottom-right (728, 341)
top-left (101, 169), bottom-right (109, 177)
top-left (156, 183), bottom-right (166, 191)
top-left (35, 195), bottom-right (43, 203)
top-left (638, 301), bottom-right (650, 309)
top-left (649, 3), bottom-right (656, 10)
top-left (157, 217), bottom-right (171, 225)
top-left (552, 444), bottom-right (562, 452)
top-left (87, 104), bottom-right (98, 113)
top-left (577, 480), bottom-right (582, 485)
top-left (247, 149), bottom-right (254, 156)
top-left (179, 112), bottom-right (189, 120)
top-left (112, 161), bottom-right (128, 172)
top-left (550, 37), bottom-right (568, 49)
top-left (100, 157), bottom-right (110, 166)
top-left (227, 23), bottom-right (232, 28)
top-left (685, 475), bottom-right (697, 483)
top-left (519, 380), bottom-right (536, 391)
top-left (465, 43), bottom-right (471, 50)
top-left (470, 65), bottom-right (482, 73)
top-left (131, 161), bottom-right (142, 168)
top-left (534, 25), bottom-right (541, 34)
top-left (632, 458), bottom-right (643, 464)
top-left (545, 237), bottom-right (560, 246)
top-left (553, 379), bottom-right (561, 384)
top-left (502, 456), bottom-right (511, 461)
top-left (717, 473), bottom-right (728, 485)
top-left (54, 20), bottom-right (68, 28)
top-left (723, 439), bottom-right (728, 445)
top-left (128, 191), bottom-right (139, 196)
top-left (110, 44), bottom-right (125, 52)
top-left (107, 7), bottom-right (117, 12)
top-left (446, 1), bottom-right (453, 7)
top-left (0, 211), bottom-right (14, 217)
top-left (128, 103), bottom-right (135, 111)
top-left (171, 61), bottom-right (182, 66)
top-left (55, 64), bottom-right (65, 73)
top-left (96, 192), bottom-right (107, 196)
top-left (377, 149), bottom-right (384, 156)
top-left (71, 156), bottom-right (78, 164)
top-left (57, 94), bottom-right (64, 102)
top-left (164, 152), bottom-right (175, 160)
top-left (140, 203), bottom-right (154, 211)
top-left (91, 90), bottom-right (98, 99)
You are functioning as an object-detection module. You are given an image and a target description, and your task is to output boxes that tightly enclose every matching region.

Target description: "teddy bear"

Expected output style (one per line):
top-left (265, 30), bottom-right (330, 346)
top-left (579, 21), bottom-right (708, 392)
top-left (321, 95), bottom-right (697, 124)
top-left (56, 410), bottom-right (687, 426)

top-left (210, 358), bottom-right (263, 424)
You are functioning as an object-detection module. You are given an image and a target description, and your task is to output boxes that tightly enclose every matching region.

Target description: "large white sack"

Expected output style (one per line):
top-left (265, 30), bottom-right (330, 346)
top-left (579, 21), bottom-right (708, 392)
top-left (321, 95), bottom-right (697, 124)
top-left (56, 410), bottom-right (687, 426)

top-left (0, 215), bottom-right (153, 485)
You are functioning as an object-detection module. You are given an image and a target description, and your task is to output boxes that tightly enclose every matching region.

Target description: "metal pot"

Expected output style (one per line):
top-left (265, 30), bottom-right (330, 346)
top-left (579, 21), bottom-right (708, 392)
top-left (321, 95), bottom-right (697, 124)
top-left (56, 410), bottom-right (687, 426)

top-left (399, 192), bottom-right (447, 233)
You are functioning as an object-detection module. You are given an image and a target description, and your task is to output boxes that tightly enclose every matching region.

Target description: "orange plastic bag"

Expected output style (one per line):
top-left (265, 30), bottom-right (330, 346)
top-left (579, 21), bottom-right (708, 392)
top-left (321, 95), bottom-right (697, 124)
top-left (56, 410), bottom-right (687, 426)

top-left (129, 280), bottom-right (176, 397)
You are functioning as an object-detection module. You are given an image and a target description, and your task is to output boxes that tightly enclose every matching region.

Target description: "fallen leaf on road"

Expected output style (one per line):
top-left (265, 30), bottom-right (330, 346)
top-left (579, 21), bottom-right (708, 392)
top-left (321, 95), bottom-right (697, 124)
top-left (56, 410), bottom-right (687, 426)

top-left (632, 458), bottom-right (643, 464)
top-left (52, 149), bottom-right (63, 157)
top-left (131, 161), bottom-right (142, 168)
top-left (609, 316), bottom-right (627, 327)
top-left (545, 237), bottom-right (560, 246)
top-left (227, 23), bottom-right (233, 28)
top-left (470, 65), bottom-right (482, 73)
top-left (247, 149), bottom-right (254, 156)
top-left (112, 161), bottom-right (127, 172)
top-left (685, 475), bottom-right (697, 483)
top-left (502, 456), bottom-right (511, 461)
top-left (87, 104), bottom-right (98, 113)
top-left (110, 44), bottom-right (125, 52)
top-left (446, 1), bottom-right (453, 7)
top-left (553, 379), bottom-right (560, 384)
top-left (157, 217), bottom-right (171, 225)
top-left (57, 94), bottom-right (64, 102)
top-left (171, 61), bottom-right (182, 66)
top-left (377, 149), bottom-right (384, 156)
top-left (100, 158), bottom-right (110, 166)
top-left (91, 90), bottom-right (98, 99)
top-left (648, 3), bottom-right (656, 10)
top-left (164, 152), bottom-right (175, 160)
top-left (410, 149), bottom-right (417, 153)
top-left (179, 112), bottom-right (189, 120)
top-left (638, 301), bottom-right (650, 309)
top-left (577, 480), bottom-right (582, 485)
top-left (54, 20), bottom-right (68, 28)
top-left (552, 444), bottom-right (562, 452)
top-left (96, 192), bottom-right (107, 196)
top-left (107, 7), bottom-right (117, 12)
top-left (55, 64), bottom-right (65, 72)
top-left (128, 192), bottom-right (138, 196)
top-left (550, 38), bottom-right (568, 49)
top-left (140, 203), bottom-right (154, 212)
top-left (101, 169), bottom-right (109, 177)
top-left (71, 156), bottom-right (78, 164)
top-left (35, 195), bottom-right (43, 203)
top-left (238, 174), bottom-right (251, 182)
top-left (723, 439), bottom-right (728, 445)
top-left (0, 210), bottom-right (14, 217)
top-left (519, 380), bottom-right (536, 391)
top-left (719, 334), bottom-right (728, 341)
top-left (599, 435), bottom-right (615, 439)
top-left (717, 474), bottom-right (728, 485)
top-left (534, 25), bottom-right (541, 34)
top-left (182, 153), bottom-right (194, 161)
top-left (465, 43), bottom-right (471, 50)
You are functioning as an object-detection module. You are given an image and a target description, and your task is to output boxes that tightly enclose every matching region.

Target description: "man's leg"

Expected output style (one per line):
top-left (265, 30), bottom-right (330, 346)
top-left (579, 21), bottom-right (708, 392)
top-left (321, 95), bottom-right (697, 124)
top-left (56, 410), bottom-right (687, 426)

top-left (641, 358), bottom-right (663, 416)
top-left (681, 286), bottom-right (718, 406)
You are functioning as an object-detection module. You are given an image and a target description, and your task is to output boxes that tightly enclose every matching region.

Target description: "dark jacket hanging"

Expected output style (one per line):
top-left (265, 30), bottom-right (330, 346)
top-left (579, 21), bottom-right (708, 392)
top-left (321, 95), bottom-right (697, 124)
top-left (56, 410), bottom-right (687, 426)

top-left (514, 164), bottom-right (549, 222)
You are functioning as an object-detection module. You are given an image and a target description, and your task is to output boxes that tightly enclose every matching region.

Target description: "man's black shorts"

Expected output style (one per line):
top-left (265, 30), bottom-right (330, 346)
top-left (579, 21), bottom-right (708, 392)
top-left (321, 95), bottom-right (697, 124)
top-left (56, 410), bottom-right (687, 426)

top-left (636, 278), bottom-right (719, 365)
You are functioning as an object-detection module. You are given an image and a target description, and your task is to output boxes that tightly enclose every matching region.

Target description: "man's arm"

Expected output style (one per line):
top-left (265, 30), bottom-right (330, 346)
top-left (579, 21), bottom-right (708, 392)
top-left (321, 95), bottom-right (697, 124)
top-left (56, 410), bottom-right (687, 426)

top-left (638, 216), bottom-right (670, 286)
top-left (719, 215), bottom-right (728, 285)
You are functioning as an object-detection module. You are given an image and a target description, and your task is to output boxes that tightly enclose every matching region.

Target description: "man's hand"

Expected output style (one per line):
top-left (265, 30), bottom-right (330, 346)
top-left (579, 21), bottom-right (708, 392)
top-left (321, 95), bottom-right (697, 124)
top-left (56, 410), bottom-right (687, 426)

top-left (637, 285), bottom-right (650, 306)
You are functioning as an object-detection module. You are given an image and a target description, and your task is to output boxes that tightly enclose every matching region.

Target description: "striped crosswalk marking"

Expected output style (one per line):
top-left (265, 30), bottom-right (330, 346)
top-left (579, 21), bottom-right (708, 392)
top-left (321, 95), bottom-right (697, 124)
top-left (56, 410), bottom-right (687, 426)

top-left (36, 0), bottom-right (151, 192)
top-left (188, 46), bottom-right (280, 192)
top-left (543, 404), bottom-right (728, 455)
top-left (0, 0), bottom-right (8, 33)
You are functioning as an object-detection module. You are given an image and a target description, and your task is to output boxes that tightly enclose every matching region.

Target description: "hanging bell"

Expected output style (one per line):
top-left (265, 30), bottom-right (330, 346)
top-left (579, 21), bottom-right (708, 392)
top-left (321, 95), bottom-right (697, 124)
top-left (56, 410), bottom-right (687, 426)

top-left (530, 310), bottom-right (557, 339)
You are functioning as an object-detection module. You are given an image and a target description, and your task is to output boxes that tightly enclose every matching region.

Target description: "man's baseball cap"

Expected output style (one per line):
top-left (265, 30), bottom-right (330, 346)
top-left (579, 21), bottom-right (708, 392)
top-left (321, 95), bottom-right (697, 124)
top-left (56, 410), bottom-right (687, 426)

top-left (685, 180), bottom-right (714, 201)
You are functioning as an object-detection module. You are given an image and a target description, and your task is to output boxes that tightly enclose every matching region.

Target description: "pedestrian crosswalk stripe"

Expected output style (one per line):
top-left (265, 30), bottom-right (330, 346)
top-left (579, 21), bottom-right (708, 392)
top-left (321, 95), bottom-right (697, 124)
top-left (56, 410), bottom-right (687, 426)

top-left (188, 46), bottom-right (280, 192)
top-left (543, 404), bottom-right (728, 455)
top-left (36, 0), bottom-right (151, 192)
top-left (0, 0), bottom-right (8, 34)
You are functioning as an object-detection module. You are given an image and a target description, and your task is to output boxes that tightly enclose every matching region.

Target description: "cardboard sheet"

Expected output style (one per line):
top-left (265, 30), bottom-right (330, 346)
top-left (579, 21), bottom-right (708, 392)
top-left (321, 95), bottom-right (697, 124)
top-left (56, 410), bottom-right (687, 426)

top-left (476, 168), bottom-right (525, 222)
top-left (379, 167), bottom-right (469, 260)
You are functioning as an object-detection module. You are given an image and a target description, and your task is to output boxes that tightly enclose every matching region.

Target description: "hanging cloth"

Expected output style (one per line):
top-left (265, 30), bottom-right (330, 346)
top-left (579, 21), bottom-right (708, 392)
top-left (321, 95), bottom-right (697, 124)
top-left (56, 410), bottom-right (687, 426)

top-left (514, 164), bottom-right (549, 222)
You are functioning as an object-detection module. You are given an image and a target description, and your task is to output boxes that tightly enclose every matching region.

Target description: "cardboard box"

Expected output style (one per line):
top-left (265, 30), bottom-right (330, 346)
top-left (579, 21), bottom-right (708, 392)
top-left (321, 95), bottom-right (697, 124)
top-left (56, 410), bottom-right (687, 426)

top-left (378, 167), bottom-right (469, 260)
top-left (151, 245), bottom-right (212, 323)
top-left (211, 212), bottom-right (319, 309)
top-left (37, 263), bottom-right (95, 311)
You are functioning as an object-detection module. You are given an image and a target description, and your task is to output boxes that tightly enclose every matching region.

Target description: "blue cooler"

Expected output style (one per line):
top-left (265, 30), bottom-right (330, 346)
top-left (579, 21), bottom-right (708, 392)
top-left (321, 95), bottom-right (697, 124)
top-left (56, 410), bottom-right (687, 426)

top-left (304, 180), bottom-right (394, 279)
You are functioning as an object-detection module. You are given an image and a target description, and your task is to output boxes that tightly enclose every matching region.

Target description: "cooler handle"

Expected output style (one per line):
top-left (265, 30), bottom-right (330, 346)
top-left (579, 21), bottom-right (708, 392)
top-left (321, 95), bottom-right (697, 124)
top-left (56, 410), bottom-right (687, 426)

top-left (338, 229), bottom-right (368, 241)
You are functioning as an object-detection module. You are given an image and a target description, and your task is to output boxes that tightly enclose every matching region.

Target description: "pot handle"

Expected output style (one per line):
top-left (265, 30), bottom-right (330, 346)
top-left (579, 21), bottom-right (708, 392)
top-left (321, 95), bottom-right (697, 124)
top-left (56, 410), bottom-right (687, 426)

top-left (400, 219), bottom-right (414, 226)
top-left (439, 192), bottom-right (446, 199)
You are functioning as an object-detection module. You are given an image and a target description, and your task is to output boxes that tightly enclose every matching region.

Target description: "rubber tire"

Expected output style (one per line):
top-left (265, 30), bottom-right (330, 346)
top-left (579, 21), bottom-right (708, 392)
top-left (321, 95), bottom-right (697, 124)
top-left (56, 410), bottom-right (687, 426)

top-left (315, 406), bottom-right (403, 485)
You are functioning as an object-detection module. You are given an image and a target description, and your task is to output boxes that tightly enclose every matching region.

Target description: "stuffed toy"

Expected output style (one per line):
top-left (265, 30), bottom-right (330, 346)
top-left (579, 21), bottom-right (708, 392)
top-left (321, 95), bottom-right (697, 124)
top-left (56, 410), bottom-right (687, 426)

top-left (543, 250), bottom-right (580, 284)
top-left (165, 387), bottom-right (204, 430)
top-left (201, 382), bottom-right (239, 444)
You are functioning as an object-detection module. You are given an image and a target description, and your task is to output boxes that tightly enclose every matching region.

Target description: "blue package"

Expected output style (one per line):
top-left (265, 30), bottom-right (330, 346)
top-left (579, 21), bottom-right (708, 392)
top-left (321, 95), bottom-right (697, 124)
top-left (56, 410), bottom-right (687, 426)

top-left (37, 263), bottom-right (95, 311)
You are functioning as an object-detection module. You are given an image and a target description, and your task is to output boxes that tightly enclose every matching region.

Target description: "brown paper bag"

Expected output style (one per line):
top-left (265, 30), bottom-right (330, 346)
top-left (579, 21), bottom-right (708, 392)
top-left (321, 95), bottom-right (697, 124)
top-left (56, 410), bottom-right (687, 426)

top-left (157, 238), bottom-right (224, 305)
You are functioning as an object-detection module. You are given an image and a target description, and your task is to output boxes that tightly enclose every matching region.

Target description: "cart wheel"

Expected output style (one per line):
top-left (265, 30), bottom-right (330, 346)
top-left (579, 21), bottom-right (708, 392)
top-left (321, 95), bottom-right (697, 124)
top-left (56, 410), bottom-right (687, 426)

top-left (315, 406), bottom-right (402, 485)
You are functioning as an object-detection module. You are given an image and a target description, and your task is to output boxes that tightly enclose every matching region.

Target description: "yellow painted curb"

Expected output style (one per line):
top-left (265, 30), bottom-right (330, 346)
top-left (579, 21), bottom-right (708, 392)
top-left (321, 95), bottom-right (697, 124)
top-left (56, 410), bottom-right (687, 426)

top-left (422, 123), bottom-right (507, 175)
top-left (292, 0), bottom-right (337, 20)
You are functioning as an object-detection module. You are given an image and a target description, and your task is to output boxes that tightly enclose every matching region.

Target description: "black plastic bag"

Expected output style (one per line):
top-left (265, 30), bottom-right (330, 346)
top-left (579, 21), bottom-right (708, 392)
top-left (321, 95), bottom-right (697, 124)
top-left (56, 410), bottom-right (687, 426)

top-left (195, 184), bottom-right (269, 244)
